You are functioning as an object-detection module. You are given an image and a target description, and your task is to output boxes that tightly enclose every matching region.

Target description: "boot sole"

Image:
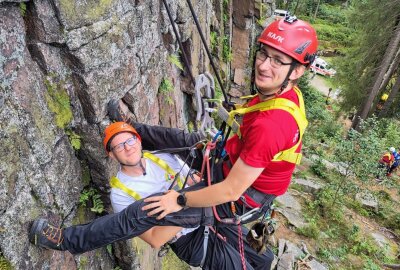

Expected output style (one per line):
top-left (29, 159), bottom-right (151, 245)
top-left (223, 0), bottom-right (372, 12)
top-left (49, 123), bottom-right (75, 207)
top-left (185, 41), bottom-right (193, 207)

top-left (29, 218), bottom-right (46, 246)
top-left (107, 99), bottom-right (123, 121)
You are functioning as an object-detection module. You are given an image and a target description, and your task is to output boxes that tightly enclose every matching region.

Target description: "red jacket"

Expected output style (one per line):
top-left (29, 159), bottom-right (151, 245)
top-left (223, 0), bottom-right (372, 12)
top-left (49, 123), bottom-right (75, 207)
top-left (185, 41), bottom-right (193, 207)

top-left (379, 152), bottom-right (394, 165)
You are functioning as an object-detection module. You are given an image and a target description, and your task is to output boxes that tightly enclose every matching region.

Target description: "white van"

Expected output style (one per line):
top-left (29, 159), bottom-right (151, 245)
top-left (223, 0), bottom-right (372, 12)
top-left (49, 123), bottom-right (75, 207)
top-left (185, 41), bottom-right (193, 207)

top-left (273, 9), bottom-right (289, 20)
top-left (310, 57), bottom-right (336, 77)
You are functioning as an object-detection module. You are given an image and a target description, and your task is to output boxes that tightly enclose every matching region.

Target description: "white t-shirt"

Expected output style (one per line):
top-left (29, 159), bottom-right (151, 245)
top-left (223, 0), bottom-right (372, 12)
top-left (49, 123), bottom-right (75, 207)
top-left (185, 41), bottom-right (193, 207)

top-left (110, 152), bottom-right (197, 238)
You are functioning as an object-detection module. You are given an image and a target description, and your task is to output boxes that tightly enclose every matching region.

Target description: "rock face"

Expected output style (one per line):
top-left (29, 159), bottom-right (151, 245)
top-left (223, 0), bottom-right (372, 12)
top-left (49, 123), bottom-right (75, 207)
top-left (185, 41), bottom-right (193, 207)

top-left (0, 0), bottom-right (275, 269)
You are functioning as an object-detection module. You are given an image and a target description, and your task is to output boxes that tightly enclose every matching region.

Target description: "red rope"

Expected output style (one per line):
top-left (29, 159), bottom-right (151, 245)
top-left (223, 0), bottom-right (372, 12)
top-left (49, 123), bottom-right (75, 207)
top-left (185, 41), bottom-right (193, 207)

top-left (200, 141), bottom-right (246, 269)
top-left (237, 224), bottom-right (247, 270)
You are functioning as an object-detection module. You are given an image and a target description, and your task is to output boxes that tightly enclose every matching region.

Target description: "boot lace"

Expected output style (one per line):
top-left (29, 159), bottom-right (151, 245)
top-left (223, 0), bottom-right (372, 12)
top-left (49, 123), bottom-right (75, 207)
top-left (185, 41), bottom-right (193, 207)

top-left (43, 225), bottom-right (64, 246)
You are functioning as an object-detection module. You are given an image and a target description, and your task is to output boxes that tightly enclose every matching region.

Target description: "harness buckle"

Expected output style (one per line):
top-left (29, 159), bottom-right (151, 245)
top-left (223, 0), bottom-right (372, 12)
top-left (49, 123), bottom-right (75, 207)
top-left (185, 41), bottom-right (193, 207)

top-left (237, 207), bottom-right (261, 223)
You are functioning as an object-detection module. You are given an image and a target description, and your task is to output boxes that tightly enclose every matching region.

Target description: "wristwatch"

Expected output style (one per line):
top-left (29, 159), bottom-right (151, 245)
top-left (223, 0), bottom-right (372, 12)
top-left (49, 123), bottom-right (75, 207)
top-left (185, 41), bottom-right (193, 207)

top-left (177, 192), bottom-right (187, 207)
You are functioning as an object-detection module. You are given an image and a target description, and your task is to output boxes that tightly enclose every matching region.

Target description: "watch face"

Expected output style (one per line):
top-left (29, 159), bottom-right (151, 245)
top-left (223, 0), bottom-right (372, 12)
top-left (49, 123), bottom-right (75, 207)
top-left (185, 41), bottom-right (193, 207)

top-left (177, 193), bottom-right (186, 206)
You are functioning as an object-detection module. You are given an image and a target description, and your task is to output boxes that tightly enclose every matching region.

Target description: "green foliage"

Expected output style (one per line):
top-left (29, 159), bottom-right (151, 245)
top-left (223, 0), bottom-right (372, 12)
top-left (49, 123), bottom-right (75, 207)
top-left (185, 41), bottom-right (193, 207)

top-left (19, 3), bottom-right (27, 17)
top-left (0, 254), bottom-right (12, 270)
top-left (344, 225), bottom-right (381, 257)
top-left (65, 129), bottom-right (81, 150)
top-left (347, 199), bottom-right (370, 217)
top-left (167, 54), bottom-right (184, 71)
top-left (210, 31), bottom-right (218, 54)
top-left (44, 77), bottom-right (73, 129)
top-left (59, 0), bottom-right (112, 21)
top-left (310, 156), bottom-right (328, 179)
top-left (162, 249), bottom-right (190, 270)
top-left (378, 210), bottom-right (400, 236)
top-left (106, 244), bottom-right (113, 256)
top-left (315, 3), bottom-right (347, 25)
top-left (159, 78), bottom-right (174, 105)
top-left (255, 2), bottom-right (268, 26)
top-left (222, 0), bottom-right (230, 23)
top-left (209, 29), bottom-right (232, 64)
top-left (159, 78), bottom-right (173, 93)
top-left (317, 246), bottom-right (348, 262)
top-left (335, 0), bottom-right (400, 112)
top-left (90, 194), bottom-right (105, 214)
top-left (336, 118), bottom-right (384, 179)
top-left (113, 267), bottom-right (122, 270)
top-left (79, 187), bottom-right (104, 214)
top-left (187, 121), bottom-right (194, 133)
top-left (222, 35), bottom-right (232, 62)
top-left (362, 258), bottom-right (381, 270)
top-left (373, 118), bottom-right (400, 148)
top-left (299, 74), bottom-right (330, 122)
top-left (313, 21), bottom-right (353, 50)
top-left (77, 256), bottom-right (88, 270)
top-left (296, 221), bottom-right (320, 239)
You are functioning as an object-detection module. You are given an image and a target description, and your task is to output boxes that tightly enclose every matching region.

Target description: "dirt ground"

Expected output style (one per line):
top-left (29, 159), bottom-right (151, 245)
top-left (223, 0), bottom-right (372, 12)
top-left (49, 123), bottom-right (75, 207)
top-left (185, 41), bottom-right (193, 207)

top-left (309, 74), bottom-right (333, 97)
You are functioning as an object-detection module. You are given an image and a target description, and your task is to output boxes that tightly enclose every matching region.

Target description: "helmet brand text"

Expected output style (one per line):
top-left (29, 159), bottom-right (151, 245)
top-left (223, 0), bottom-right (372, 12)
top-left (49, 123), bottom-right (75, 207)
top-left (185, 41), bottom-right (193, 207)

top-left (267, 32), bottom-right (284, 43)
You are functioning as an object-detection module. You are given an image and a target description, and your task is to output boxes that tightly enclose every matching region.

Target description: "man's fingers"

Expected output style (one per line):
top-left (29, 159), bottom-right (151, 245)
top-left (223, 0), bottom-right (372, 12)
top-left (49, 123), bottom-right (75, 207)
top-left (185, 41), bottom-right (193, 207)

top-left (142, 202), bottom-right (160, 211)
top-left (156, 212), bottom-right (167, 220)
top-left (144, 196), bottom-right (161, 203)
top-left (147, 207), bottom-right (163, 216)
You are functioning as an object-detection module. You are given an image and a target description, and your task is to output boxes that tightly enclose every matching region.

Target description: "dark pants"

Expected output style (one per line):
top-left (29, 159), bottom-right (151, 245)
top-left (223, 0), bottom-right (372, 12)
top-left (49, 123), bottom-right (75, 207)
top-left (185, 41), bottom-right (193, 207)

top-left (171, 226), bottom-right (274, 270)
top-left (61, 123), bottom-right (273, 269)
top-left (62, 182), bottom-right (232, 254)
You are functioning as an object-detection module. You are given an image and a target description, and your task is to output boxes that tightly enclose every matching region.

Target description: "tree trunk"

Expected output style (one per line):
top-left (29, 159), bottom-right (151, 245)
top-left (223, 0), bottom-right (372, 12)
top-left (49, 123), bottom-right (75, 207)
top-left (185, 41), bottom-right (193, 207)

top-left (378, 46), bottom-right (400, 92)
top-left (374, 46), bottom-right (400, 116)
top-left (379, 74), bottom-right (400, 117)
top-left (351, 18), bottom-right (400, 130)
top-left (313, 0), bottom-right (320, 20)
top-left (293, 0), bottom-right (301, 14)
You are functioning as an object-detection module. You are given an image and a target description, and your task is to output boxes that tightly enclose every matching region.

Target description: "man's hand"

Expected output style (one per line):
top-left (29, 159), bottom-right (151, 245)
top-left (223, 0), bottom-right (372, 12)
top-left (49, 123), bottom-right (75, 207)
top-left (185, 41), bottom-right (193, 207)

top-left (142, 190), bottom-right (183, 220)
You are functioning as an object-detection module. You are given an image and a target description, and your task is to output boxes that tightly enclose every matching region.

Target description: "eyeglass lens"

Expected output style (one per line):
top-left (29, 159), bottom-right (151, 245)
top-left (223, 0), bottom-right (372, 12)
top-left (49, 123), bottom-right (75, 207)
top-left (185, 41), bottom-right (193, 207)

top-left (112, 136), bottom-right (137, 152)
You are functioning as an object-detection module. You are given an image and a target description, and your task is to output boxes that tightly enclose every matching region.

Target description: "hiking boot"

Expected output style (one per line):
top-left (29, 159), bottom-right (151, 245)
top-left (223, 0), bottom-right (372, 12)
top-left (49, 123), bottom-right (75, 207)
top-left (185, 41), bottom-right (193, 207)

top-left (29, 218), bottom-right (65, 251)
top-left (107, 99), bottom-right (134, 122)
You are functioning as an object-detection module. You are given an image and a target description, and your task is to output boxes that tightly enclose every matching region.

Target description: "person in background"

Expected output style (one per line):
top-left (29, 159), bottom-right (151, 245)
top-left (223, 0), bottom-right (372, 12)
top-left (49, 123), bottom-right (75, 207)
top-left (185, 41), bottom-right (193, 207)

top-left (388, 147), bottom-right (400, 176)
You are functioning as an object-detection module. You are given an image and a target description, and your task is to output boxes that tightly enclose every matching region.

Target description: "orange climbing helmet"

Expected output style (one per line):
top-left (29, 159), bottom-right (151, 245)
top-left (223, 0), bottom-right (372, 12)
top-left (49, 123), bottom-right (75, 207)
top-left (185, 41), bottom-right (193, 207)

top-left (258, 16), bottom-right (318, 66)
top-left (103, 122), bottom-right (141, 152)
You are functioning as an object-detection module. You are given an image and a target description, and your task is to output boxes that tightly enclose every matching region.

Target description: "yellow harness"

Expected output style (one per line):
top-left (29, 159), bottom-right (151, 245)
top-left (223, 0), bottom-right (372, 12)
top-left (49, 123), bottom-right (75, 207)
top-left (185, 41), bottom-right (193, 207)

top-left (109, 152), bottom-right (184, 200)
top-left (225, 87), bottom-right (308, 164)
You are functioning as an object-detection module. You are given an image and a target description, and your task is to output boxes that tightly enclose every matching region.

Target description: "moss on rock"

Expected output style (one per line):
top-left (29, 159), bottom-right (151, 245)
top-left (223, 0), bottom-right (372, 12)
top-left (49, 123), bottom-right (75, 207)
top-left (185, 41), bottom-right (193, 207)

top-left (59, 0), bottom-right (113, 22)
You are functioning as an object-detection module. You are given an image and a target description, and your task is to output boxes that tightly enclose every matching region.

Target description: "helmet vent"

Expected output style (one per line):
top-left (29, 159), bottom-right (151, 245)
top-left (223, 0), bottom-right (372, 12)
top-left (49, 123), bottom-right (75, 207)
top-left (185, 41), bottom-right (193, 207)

top-left (295, 41), bottom-right (311, 54)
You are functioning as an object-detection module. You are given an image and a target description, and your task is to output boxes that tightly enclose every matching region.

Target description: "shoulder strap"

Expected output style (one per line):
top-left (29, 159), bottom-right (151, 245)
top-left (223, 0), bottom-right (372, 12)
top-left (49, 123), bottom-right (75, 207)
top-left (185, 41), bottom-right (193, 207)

top-left (110, 153), bottom-right (185, 200)
top-left (143, 152), bottom-right (184, 188)
top-left (110, 176), bottom-right (141, 201)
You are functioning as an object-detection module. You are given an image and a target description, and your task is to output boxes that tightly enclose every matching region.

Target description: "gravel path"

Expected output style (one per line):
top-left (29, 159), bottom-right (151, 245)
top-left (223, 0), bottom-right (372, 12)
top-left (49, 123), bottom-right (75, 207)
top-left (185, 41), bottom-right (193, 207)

top-left (308, 74), bottom-right (338, 99)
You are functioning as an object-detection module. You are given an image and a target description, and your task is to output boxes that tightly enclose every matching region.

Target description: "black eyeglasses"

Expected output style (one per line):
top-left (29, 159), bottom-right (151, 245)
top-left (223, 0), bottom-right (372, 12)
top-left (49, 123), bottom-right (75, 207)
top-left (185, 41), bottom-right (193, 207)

top-left (255, 49), bottom-right (292, 68)
top-left (111, 136), bottom-right (138, 152)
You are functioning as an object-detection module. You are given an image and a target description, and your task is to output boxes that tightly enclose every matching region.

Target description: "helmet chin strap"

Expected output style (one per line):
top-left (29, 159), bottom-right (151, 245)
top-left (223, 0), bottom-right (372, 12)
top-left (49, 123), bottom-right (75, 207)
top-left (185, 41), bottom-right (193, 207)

top-left (256, 62), bottom-right (297, 98)
top-left (119, 152), bottom-right (147, 175)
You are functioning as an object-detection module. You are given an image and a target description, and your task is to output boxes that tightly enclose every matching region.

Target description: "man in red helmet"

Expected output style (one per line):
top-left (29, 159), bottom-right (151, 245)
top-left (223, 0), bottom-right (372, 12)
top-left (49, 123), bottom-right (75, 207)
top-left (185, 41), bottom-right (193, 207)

top-left (29, 16), bottom-right (317, 268)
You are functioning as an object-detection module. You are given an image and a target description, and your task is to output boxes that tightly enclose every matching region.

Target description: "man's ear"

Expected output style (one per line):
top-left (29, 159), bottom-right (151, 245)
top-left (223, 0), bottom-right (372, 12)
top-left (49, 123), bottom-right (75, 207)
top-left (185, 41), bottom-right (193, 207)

top-left (108, 151), bottom-right (116, 160)
top-left (289, 65), bottom-right (306, 81)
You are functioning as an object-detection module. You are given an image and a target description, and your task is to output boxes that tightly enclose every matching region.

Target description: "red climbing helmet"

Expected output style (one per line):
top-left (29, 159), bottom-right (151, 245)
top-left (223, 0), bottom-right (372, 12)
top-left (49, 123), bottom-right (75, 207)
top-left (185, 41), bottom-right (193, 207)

top-left (258, 16), bottom-right (318, 66)
top-left (103, 122), bottom-right (141, 152)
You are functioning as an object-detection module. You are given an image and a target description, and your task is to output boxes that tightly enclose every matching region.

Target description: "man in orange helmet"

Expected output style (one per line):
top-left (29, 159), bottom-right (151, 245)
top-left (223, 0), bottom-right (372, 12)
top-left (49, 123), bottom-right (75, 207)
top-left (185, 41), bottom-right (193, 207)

top-left (30, 15), bottom-right (318, 268)
top-left (31, 121), bottom-right (273, 269)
